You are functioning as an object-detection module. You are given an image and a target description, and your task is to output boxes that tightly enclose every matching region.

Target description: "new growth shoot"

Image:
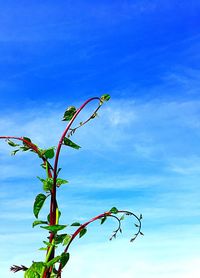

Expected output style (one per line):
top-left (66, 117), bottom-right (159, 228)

top-left (0, 95), bottom-right (143, 278)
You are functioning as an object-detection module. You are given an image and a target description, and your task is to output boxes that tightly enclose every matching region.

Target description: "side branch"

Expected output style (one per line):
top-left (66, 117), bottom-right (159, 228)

top-left (56, 210), bottom-right (142, 277)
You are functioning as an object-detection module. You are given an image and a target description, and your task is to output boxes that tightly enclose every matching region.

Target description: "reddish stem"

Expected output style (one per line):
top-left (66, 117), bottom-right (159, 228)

top-left (50, 97), bottom-right (100, 228)
top-left (46, 97), bottom-right (101, 278)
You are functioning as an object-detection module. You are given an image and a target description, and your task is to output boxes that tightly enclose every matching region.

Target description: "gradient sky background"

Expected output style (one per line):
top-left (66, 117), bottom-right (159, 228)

top-left (0, 1), bottom-right (200, 277)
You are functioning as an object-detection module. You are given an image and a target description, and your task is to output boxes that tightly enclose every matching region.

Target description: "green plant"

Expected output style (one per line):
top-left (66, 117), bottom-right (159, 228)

top-left (0, 95), bottom-right (143, 278)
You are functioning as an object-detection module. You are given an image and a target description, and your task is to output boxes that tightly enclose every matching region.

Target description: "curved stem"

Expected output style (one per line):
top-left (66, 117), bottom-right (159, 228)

top-left (0, 136), bottom-right (53, 172)
top-left (50, 97), bottom-right (101, 228)
top-left (56, 210), bottom-right (142, 277)
top-left (68, 103), bottom-right (102, 135)
top-left (56, 211), bottom-right (111, 277)
top-left (47, 97), bottom-right (101, 278)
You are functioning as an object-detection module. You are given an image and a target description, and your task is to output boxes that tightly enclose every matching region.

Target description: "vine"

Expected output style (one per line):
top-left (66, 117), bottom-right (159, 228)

top-left (0, 95), bottom-right (143, 278)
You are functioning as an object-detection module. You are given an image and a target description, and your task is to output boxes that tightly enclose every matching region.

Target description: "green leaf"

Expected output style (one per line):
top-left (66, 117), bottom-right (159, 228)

top-left (71, 222), bottom-right (81, 226)
top-left (20, 146), bottom-right (30, 152)
top-left (60, 252), bottom-right (70, 269)
top-left (109, 207), bottom-right (118, 214)
top-left (24, 262), bottom-right (44, 278)
top-left (33, 194), bottom-right (47, 218)
top-left (7, 140), bottom-right (19, 147)
top-left (56, 178), bottom-right (68, 187)
top-left (100, 94), bottom-right (111, 104)
top-left (63, 137), bottom-right (81, 150)
top-left (39, 247), bottom-right (48, 251)
top-left (54, 234), bottom-right (68, 244)
top-left (46, 255), bottom-right (61, 268)
top-left (79, 228), bottom-right (87, 238)
top-left (63, 234), bottom-right (72, 246)
top-left (100, 216), bottom-right (107, 225)
top-left (120, 215), bottom-right (125, 221)
top-left (38, 177), bottom-right (54, 192)
top-left (23, 137), bottom-right (32, 145)
top-left (44, 148), bottom-right (55, 159)
top-left (41, 224), bottom-right (67, 233)
top-left (32, 220), bottom-right (48, 228)
top-left (62, 106), bottom-right (77, 121)
top-left (11, 149), bottom-right (20, 156)
top-left (43, 178), bottom-right (53, 192)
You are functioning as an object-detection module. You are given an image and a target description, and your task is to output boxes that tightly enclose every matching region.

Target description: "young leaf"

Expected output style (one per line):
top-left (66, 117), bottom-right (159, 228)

top-left (33, 194), bottom-right (47, 218)
top-left (24, 262), bottom-right (44, 278)
top-left (71, 222), bottom-right (81, 226)
top-left (56, 178), bottom-right (68, 187)
top-left (46, 255), bottom-right (61, 268)
top-left (100, 216), bottom-right (107, 225)
top-left (63, 234), bottom-right (72, 246)
top-left (39, 247), bottom-right (48, 251)
top-left (41, 224), bottom-right (67, 233)
top-left (43, 178), bottom-right (53, 192)
top-left (44, 148), bottom-right (55, 159)
top-left (63, 137), bottom-right (81, 150)
top-left (7, 140), bottom-right (19, 147)
top-left (60, 252), bottom-right (70, 269)
top-left (79, 228), bottom-right (87, 238)
top-left (32, 220), bottom-right (48, 228)
top-left (109, 207), bottom-right (118, 214)
top-left (54, 234), bottom-right (67, 244)
top-left (100, 94), bottom-right (111, 104)
top-left (62, 106), bottom-right (77, 121)
top-left (11, 149), bottom-right (20, 156)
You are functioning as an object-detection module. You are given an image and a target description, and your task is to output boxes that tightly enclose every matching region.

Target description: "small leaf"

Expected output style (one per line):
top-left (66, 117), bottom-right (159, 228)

top-left (140, 214), bottom-right (143, 220)
top-left (100, 217), bottom-right (107, 225)
top-left (7, 140), bottom-right (19, 147)
top-left (100, 94), bottom-right (111, 104)
top-left (46, 256), bottom-right (61, 268)
top-left (41, 225), bottom-right (67, 233)
top-left (57, 168), bottom-right (62, 175)
top-left (79, 228), bottom-right (87, 238)
top-left (40, 163), bottom-right (46, 169)
top-left (63, 137), bottom-right (81, 150)
top-left (135, 224), bottom-right (139, 228)
top-left (60, 252), bottom-right (70, 269)
top-left (63, 234), bottom-right (72, 246)
top-left (56, 178), bottom-right (68, 187)
top-left (43, 178), bottom-right (54, 192)
top-left (110, 207), bottom-right (118, 214)
top-left (71, 222), bottom-right (81, 226)
top-left (39, 247), bottom-right (48, 251)
top-left (120, 215), bottom-right (125, 221)
top-left (33, 194), bottom-right (47, 218)
top-left (44, 148), bottom-right (55, 159)
top-left (11, 149), bottom-right (20, 156)
top-left (32, 220), bottom-right (48, 228)
top-left (62, 106), bottom-right (77, 121)
top-left (24, 262), bottom-right (44, 278)
top-left (140, 232), bottom-right (144, 236)
top-left (54, 234), bottom-right (68, 244)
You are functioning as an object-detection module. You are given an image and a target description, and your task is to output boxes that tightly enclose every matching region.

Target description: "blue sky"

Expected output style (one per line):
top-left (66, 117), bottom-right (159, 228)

top-left (0, 1), bottom-right (200, 277)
